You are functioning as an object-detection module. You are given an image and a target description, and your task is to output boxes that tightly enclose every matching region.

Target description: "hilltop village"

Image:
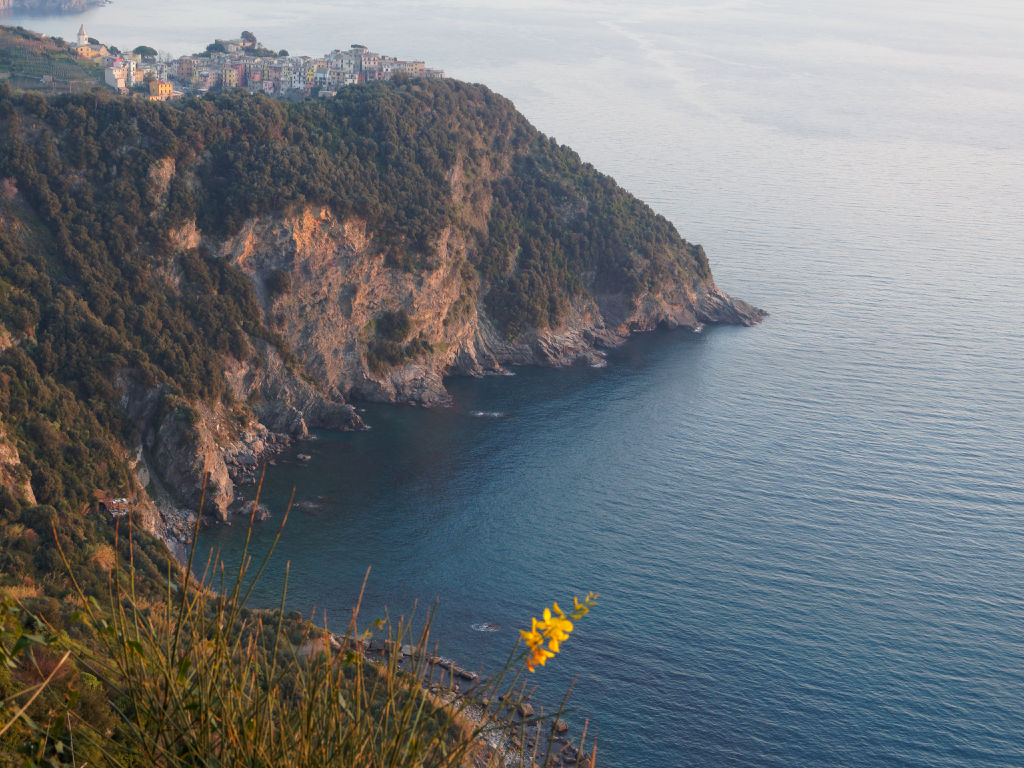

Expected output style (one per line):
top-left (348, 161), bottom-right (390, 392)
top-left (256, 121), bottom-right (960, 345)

top-left (70, 26), bottom-right (444, 100)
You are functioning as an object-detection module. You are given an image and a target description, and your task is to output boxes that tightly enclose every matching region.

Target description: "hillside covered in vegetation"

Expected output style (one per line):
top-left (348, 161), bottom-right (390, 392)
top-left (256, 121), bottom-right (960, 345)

top-left (0, 47), bottom-right (763, 766)
top-left (0, 26), bottom-right (103, 93)
top-left (0, 72), bottom-right (762, 594)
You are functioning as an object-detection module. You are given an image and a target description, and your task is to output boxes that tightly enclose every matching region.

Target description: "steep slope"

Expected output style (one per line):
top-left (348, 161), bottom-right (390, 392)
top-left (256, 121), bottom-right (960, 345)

top-left (222, 204), bottom-right (762, 405)
top-left (0, 78), bottom-right (762, 569)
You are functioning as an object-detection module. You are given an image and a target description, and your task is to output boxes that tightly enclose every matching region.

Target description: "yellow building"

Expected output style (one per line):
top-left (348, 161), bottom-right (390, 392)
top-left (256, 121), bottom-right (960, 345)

top-left (148, 80), bottom-right (173, 101)
top-left (74, 42), bottom-right (108, 59)
top-left (222, 67), bottom-right (239, 88)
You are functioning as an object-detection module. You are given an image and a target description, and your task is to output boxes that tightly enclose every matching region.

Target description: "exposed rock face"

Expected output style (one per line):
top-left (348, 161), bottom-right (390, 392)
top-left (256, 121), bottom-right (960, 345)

top-left (220, 208), bottom-right (764, 407)
top-left (115, 372), bottom-right (232, 522)
top-left (224, 212), bottom-right (479, 405)
top-left (221, 338), bottom-right (361, 436)
top-left (150, 402), bottom-right (235, 521)
top-left (116, 340), bottom-right (363, 525)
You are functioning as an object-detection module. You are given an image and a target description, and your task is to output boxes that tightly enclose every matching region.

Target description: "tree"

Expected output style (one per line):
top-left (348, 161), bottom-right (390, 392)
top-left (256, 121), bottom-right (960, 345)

top-left (133, 45), bottom-right (158, 59)
top-left (278, 49), bottom-right (289, 57)
top-left (241, 31), bottom-right (257, 44)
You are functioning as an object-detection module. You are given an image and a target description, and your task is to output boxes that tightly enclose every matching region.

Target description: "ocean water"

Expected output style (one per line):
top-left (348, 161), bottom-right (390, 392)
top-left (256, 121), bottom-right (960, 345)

top-left (9, 2), bottom-right (1024, 766)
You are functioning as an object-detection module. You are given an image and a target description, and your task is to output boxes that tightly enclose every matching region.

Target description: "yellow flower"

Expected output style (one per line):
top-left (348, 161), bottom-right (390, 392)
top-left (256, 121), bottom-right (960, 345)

top-left (519, 617), bottom-right (544, 650)
top-left (541, 604), bottom-right (573, 644)
top-left (520, 593), bottom-right (596, 673)
top-left (526, 645), bottom-right (555, 672)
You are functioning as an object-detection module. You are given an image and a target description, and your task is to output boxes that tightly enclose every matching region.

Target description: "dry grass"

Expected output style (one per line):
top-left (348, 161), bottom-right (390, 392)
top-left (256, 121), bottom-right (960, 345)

top-left (48, 493), bottom-right (575, 768)
top-left (88, 543), bottom-right (116, 572)
top-left (1, 584), bottom-right (41, 600)
top-left (13, 477), bottom-right (597, 768)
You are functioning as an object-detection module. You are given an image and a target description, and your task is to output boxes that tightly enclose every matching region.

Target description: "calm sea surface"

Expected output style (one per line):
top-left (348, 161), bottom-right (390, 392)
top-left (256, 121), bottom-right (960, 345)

top-left (10, 2), bottom-right (1024, 765)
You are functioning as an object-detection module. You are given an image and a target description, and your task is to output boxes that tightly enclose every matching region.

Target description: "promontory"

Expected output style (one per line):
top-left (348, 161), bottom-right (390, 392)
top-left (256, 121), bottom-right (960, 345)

top-left (0, 76), bottom-right (763, 541)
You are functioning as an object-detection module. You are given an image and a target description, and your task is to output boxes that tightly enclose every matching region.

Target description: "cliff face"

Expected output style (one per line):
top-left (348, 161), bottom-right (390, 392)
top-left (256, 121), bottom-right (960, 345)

top-left (116, 341), bottom-right (362, 524)
top-left (220, 207), bottom-right (763, 406)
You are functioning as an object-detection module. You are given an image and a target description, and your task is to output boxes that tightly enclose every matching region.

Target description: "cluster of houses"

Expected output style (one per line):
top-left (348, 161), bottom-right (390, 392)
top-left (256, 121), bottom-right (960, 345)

top-left (71, 25), bottom-right (175, 99)
top-left (73, 27), bottom-right (443, 102)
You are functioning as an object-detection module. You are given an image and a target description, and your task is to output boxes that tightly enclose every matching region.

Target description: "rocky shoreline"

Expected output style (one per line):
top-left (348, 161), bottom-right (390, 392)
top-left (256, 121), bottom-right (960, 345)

top-left (0, 0), bottom-right (106, 13)
top-left (221, 208), bottom-right (765, 408)
top-left (311, 634), bottom-right (595, 768)
top-left (153, 295), bottom-right (764, 559)
top-left (223, 423), bottom-right (299, 487)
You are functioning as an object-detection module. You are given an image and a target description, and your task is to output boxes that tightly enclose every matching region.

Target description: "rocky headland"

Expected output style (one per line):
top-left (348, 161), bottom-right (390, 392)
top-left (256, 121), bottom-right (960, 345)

top-left (0, 0), bottom-right (105, 13)
top-left (222, 207), bottom-right (763, 407)
top-left (0, 77), bottom-right (763, 549)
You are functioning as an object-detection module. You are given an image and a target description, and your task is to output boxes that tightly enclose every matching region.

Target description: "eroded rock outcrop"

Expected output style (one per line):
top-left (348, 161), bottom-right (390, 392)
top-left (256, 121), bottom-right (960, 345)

top-left (218, 208), bottom-right (763, 408)
top-left (116, 340), bottom-right (363, 524)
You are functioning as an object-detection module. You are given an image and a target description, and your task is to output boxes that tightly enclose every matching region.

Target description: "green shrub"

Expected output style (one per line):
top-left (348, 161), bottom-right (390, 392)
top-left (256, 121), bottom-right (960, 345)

top-left (375, 309), bottom-right (413, 342)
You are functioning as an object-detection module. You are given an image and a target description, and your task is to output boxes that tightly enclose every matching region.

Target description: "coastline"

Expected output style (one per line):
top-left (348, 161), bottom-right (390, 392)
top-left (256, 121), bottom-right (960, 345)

top-left (0, 0), bottom-right (106, 14)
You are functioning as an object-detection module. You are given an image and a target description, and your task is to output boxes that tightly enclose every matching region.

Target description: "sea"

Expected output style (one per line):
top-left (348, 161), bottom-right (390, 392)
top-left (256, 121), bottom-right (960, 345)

top-left (7, 2), bottom-right (1023, 766)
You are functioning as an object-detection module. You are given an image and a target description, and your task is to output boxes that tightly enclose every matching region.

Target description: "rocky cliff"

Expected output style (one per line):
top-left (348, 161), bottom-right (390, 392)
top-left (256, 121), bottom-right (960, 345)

top-left (0, 78), bottom-right (763, 541)
top-left (221, 206), bottom-right (762, 407)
